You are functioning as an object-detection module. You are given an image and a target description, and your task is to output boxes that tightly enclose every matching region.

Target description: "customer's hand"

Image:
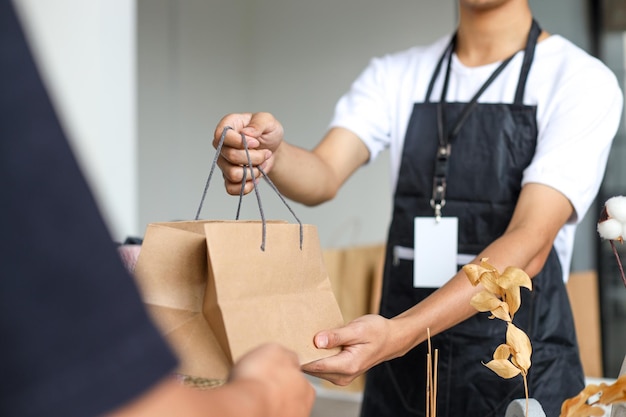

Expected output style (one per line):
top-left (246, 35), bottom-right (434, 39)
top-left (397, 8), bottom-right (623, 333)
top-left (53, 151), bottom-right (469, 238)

top-left (108, 343), bottom-right (314, 417)
top-left (229, 343), bottom-right (316, 417)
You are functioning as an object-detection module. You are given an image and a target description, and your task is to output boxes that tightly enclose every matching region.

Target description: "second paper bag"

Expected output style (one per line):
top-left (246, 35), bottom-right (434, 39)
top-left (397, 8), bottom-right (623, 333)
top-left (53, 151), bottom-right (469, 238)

top-left (133, 220), bottom-right (231, 382)
top-left (203, 220), bottom-right (344, 365)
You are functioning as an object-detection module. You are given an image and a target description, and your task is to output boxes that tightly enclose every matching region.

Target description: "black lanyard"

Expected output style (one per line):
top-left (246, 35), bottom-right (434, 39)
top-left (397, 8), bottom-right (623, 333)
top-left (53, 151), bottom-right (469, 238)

top-left (428, 20), bottom-right (541, 220)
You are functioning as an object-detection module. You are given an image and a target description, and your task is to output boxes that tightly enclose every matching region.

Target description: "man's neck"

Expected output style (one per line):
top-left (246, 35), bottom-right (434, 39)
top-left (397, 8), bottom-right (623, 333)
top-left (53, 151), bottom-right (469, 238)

top-left (455, 1), bottom-right (537, 67)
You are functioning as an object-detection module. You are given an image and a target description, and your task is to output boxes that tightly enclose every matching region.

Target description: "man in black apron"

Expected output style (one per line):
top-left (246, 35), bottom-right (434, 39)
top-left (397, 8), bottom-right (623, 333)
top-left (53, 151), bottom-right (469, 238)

top-left (212, 1), bottom-right (621, 416)
top-left (358, 19), bottom-right (585, 417)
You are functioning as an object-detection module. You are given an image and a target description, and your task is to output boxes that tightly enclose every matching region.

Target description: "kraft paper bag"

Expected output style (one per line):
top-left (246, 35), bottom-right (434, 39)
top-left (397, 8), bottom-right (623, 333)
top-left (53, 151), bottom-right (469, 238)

top-left (203, 220), bottom-right (344, 365)
top-left (132, 126), bottom-right (344, 381)
top-left (133, 220), bottom-right (231, 382)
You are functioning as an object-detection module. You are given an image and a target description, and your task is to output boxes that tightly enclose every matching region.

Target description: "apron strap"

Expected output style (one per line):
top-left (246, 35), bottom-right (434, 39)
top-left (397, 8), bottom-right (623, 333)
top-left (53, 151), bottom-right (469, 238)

top-left (425, 38), bottom-right (454, 103)
top-left (514, 19), bottom-right (541, 104)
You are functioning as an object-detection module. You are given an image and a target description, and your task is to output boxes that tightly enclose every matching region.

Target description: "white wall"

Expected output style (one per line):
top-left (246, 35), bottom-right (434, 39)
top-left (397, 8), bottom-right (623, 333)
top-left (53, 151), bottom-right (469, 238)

top-left (14, 0), bottom-right (136, 243)
top-left (137, 0), bottom-right (456, 248)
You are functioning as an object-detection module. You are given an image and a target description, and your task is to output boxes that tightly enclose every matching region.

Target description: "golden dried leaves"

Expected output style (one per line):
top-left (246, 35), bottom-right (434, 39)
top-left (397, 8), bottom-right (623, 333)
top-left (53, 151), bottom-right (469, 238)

top-left (559, 375), bottom-right (626, 417)
top-left (463, 258), bottom-right (533, 380)
top-left (484, 344), bottom-right (521, 378)
top-left (505, 322), bottom-right (532, 372)
top-left (464, 258), bottom-right (532, 322)
top-left (482, 323), bottom-right (532, 379)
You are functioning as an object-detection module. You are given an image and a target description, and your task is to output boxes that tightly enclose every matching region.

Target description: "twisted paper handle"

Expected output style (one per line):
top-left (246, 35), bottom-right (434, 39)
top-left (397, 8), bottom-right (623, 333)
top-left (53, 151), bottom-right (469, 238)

top-left (195, 126), bottom-right (303, 250)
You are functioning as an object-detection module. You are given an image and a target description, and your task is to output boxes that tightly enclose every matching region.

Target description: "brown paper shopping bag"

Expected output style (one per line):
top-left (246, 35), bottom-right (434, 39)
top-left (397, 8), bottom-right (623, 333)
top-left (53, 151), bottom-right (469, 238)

top-left (133, 126), bottom-right (344, 381)
top-left (203, 220), bottom-right (344, 365)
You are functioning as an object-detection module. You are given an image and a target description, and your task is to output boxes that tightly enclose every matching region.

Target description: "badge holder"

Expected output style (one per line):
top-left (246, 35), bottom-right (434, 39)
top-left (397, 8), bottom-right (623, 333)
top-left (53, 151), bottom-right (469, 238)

top-left (414, 143), bottom-right (458, 288)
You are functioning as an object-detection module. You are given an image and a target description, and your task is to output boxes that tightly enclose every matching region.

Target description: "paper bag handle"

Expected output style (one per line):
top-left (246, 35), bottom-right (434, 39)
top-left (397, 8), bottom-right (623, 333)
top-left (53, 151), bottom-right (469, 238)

top-left (195, 126), bottom-right (303, 251)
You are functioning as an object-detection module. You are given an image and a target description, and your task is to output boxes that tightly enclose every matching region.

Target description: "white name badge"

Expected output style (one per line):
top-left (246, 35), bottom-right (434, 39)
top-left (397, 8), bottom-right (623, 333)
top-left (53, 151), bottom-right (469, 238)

top-left (414, 217), bottom-right (458, 288)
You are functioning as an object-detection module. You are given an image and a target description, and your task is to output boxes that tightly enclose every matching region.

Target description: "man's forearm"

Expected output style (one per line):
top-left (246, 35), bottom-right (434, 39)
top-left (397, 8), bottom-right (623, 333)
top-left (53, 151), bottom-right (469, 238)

top-left (268, 141), bottom-right (342, 206)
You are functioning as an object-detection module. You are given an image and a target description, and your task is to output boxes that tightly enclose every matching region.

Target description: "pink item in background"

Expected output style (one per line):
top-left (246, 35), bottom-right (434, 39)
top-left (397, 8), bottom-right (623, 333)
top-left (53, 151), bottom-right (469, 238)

top-left (118, 244), bottom-right (142, 273)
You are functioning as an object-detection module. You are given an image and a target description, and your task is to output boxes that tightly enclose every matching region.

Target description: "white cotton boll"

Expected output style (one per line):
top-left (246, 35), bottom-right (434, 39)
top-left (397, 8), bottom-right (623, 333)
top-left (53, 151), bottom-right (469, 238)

top-left (605, 196), bottom-right (626, 222)
top-left (598, 218), bottom-right (623, 240)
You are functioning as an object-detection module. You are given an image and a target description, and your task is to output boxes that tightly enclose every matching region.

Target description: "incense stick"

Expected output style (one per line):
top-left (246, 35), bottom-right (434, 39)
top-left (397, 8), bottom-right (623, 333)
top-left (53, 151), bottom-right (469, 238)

top-left (426, 328), bottom-right (439, 417)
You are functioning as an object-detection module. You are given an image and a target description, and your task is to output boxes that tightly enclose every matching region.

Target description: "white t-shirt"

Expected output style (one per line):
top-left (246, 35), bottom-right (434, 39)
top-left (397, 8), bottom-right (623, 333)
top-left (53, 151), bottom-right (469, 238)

top-left (330, 34), bottom-right (624, 281)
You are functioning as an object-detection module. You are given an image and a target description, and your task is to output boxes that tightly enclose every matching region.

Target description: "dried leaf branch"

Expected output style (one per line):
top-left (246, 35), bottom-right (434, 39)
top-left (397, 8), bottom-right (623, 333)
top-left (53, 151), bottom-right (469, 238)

top-left (559, 375), bottom-right (626, 417)
top-left (463, 258), bottom-right (533, 417)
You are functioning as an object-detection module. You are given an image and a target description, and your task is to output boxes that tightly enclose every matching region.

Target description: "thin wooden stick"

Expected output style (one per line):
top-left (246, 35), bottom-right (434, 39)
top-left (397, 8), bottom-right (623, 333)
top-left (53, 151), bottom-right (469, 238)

top-left (426, 328), bottom-right (431, 417)
top-left (433, 348), bottom-right (439, 417)
top-left (425, 328), bottom-right (439, 417)
top-left (427, 328), bottom-right (432, 357)
top-left (426, 352), bottom-right (431, 417)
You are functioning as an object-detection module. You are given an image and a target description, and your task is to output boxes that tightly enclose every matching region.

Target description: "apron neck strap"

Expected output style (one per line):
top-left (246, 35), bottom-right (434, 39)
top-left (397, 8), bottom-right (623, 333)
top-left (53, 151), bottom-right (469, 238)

top-left (514, 19), bottom-right (541, 104)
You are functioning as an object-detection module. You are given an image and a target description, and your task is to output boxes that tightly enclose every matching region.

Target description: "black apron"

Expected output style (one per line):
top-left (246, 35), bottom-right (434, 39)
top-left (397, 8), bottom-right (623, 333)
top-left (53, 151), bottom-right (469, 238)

top-left (360, 20), bottom-right (585, 417)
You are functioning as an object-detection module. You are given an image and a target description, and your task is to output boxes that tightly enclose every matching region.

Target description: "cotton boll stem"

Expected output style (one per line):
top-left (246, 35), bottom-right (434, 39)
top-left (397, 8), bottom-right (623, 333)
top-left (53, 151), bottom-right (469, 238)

top-left (610, 240), bottom-right (626, 288)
